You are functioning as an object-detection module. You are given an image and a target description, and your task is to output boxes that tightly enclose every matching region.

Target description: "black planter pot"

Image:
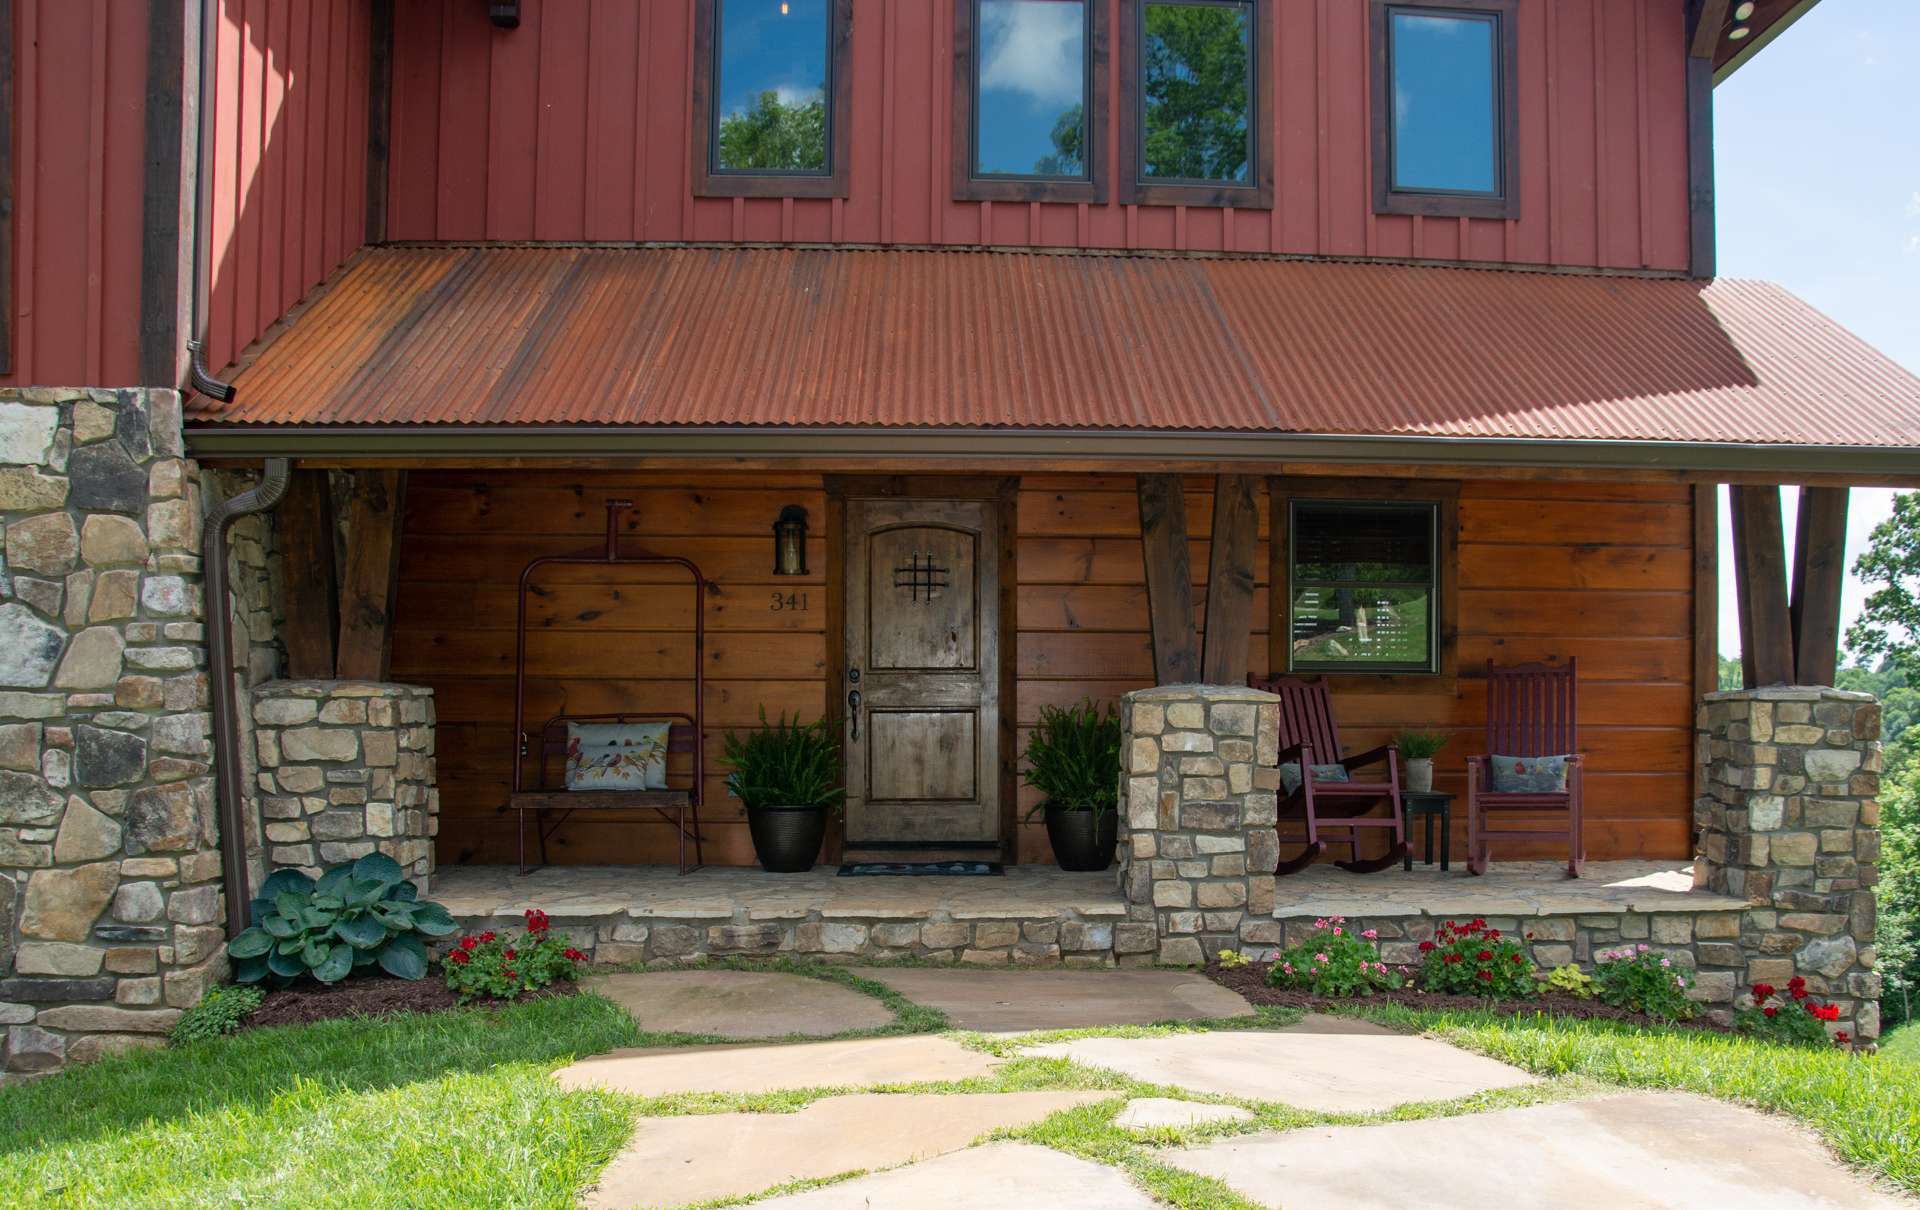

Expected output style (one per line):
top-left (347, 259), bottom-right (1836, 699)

top-left (1043, 804), bottom-right (1119, 872)
top-left (747, 804), bottom-right (828, 873)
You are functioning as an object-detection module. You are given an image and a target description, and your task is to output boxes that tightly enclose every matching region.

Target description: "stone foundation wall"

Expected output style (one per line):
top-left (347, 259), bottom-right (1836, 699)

top-left (1696, 687), bottom-right (1882, 1041)
top-left (250, 681), bottom-right (439, 890)
top-left (1115, 684), bottom-right (1281, 965)
top-left (455, 903), bottom-right (1136, 967)
top-left (0, 388), bottom-right (226, 1075)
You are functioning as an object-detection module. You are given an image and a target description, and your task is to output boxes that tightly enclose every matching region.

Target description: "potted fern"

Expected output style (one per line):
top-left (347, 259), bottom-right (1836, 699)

top-left (724, 709), bottom-right (845, 873)
top-left (1023, 699), bottom-right (1123, 871)
top-left (1395, 730), bottom-right (1448, 793)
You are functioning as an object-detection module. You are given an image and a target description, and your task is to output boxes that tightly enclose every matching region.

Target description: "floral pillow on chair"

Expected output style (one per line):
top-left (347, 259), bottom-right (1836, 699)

top-left (1277, 762), bottom-right (1352, 796)
top-left (1488, 754), bottom-right (1571, 794)
top-left (565, 722), bottom-right (670, 791)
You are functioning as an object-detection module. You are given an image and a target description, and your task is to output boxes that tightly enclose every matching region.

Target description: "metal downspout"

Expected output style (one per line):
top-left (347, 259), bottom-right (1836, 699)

top-left (206, 460), bottom-right (289, 936)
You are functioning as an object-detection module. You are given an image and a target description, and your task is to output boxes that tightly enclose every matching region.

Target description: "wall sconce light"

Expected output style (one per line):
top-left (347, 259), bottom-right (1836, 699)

top-left (489, 2), bottom-right (521, 29)
top-left (773, 505), bottom-right (809, 576)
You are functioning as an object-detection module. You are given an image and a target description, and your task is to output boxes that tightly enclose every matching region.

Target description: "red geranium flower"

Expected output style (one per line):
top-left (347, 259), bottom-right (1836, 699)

top-left (1476, 969), bottom-right (1493, 982)
top-left (1835, 1032), bottom-right (1851, 1045)
top-left (1787, 976), bottom-right (1808, 1000)
top-left (458, 936), bottom-right (478, 951)
top-left (449, 949), bottom-right (470, 966)
top-left (1510, 953), bottom-right (1524, 964)
top-left (525, 908), bottom-right (551, 934)
top-left (1418, 941), bottom-right (1436, 953)
top-left (1443, 953), bottom-right (1463, 965)
top-left (1476, 950), bottom-right (1493, 962)
top-left (1751, 983), bottom-right (1775, 1002)
top-left (501, 967), bottom-right (516, 980)
top-left (503, 948), bottom-right (516, 960)
top-left (479, 931), bottom-right (496, 943)
top-left (564, 947), bottom-right (586, 962)
top-left (1763, 1006), bottom-right (1778, 1018)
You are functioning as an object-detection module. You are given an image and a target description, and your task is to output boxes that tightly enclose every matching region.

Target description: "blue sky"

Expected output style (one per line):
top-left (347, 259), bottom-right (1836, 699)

top-left (1711, 0), bottom-right (1918, 662)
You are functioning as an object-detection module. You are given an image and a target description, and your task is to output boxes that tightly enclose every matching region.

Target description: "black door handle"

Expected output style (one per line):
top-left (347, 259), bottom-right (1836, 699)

top-left (847, 689), bottom-right (862, 740)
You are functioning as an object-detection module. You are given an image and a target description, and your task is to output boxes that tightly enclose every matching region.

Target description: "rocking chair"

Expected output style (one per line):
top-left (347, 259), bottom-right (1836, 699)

top-left (1466, 658), bottom-right (1585, 878)
top-left (1248, 675), bottom-right (1410, 875)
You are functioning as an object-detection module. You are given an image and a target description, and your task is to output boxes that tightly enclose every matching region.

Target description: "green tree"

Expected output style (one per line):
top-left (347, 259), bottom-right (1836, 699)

top-left (1140, 6), bottom-right (1250, 182)
top-left (1847, 492), bottom-right (1920, 682)
top-left (717, 91), bottom-right (826, 173)
top-left (1718, 654), bottom-right (1743, 691)
top-left (1032, 104), bottom-right (1085, 177)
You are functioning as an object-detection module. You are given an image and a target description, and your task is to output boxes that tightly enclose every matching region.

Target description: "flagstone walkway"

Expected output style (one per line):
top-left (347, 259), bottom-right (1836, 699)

top-left (555, 967), bottom-right (1903, 1209)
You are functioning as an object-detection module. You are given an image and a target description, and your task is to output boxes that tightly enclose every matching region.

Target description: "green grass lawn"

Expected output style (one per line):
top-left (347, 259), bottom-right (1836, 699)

top-left (4, 969), bottom-right (1916, 1208)
top-left (1883, 1022), bottom-right (1920, 1064)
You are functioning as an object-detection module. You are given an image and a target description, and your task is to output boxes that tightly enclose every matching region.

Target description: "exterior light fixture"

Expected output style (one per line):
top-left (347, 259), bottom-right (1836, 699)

top-left (1728, 25), bottom-right (1750, 40)
top-left (773, 505), bottom-right (810, 576)
top-left (1732, 2), bottom-right (1756, 20)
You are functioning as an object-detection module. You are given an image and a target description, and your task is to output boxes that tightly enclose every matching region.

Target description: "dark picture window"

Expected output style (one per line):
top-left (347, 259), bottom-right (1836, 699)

top-left (1370, 0), bottom-right (1518, 219)
top-left (1119, 0), bottom-right (1272, 207)
top-left (954, 0), bottom-right (1107, 202)
top-left (693, 0), bottom-right (851, 198)
top-left (1287, 500), bottom-right (1439, 673)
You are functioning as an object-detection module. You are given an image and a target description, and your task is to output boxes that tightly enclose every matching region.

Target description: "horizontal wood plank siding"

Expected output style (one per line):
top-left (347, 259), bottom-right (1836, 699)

top-left (399, 471), bottom-right (1696, 869)
top-left (384, 0), bottom-right (1690, 273)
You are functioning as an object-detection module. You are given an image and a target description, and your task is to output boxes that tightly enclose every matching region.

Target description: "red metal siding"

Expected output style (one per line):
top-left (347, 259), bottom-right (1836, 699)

top-left (1, 0), bottom-right (148, 388)
top-left (384, 0), bottom-right (1693, 272)
top-left (204, 0), bottom-right (372, 372)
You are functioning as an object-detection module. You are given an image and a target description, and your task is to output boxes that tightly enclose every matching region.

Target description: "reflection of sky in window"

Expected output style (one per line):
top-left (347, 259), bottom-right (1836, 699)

top-left (975, 0), bottom-right (1086, 177)
top-left (716, 0), bottom-right (828, 122)
top-left (1391, 13), bottom-right (1498, 194)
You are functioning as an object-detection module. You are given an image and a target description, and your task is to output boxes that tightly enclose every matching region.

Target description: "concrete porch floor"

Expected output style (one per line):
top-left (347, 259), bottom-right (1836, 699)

top-left (431, 859), bottom-right (1746, 924)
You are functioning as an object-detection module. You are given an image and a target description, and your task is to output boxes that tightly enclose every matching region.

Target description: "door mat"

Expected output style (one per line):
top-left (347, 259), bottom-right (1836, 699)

top-left (837, 861), bottom-right (1004, 877)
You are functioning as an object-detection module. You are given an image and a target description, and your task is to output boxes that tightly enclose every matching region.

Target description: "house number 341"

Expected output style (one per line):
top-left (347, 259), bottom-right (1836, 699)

top-left (770, 591), bottom-right (809, 612)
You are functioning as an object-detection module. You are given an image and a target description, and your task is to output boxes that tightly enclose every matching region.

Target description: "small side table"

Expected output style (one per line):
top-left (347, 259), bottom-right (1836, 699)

top-left (1402, 790), bottom-right (1453, 872)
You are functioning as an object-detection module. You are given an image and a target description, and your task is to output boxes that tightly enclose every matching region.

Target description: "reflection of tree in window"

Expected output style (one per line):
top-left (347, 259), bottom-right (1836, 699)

top-left (719, 92), bottom-right (827, 172)
top-left (1141, 2), bottom-right (1251, 183)
top-left (1033, 104), bottom-right (1086, 175)
top-left (1289, 503), bottom-right (1436, 672)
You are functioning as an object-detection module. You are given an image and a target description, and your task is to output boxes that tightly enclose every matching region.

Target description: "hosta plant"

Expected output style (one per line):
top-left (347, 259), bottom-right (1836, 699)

top-left (1735, 976), bottom-right (1851, 1048)
top-left (444, 908), bottom-right (588, 1004)
top-left (1594, 944), bottom-right (1696, 1021)
top-left (1267, 916), bottom-right (1399, 997)
top-left (1417, 918), bottom-right (1537, 998)
top-left (1537, 963), bottom-right (1595, 999)
top-left (226, 854), bottom-right (459, 986)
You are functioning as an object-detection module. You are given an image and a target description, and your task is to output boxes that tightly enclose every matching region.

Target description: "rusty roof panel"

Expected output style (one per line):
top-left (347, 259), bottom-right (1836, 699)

top-left (196, 245), bottom-right (1920, 449)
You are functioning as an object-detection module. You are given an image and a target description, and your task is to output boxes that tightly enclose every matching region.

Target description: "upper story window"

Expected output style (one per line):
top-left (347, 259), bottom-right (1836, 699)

top-left (1370, 0), bottom-right (1519, 220)
top-left (954, 0), bottom-right (1108, 202)
top-left (1119, 0), bottom-right (1273, 208)
top-left (693, 0), bottom-right (851, 199)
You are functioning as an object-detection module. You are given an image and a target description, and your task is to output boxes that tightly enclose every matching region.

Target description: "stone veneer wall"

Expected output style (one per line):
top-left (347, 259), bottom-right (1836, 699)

top-left (250, 682), bottom-right (439, 891)
top-left (1696, 687), bottom-right (1882, 1041)
top-left (0, 388), bottom-right (229, 1074)
top-left (1115, 684), bottom-right (1281, 965)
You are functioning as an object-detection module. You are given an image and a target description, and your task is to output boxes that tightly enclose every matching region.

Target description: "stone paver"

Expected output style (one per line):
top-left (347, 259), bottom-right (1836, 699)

top-left (586, 971), bottom-right (893, 1039)
top-left (587, 1092), bottom-right (1107, 1208)
top-left (1115, 1097), bottom-right (1256, 1132)
top-left (1022, 1015), bottom-right (1533, 1112)
top-left (752, 1141), bottom-right (1165, 1210)
top-left (1165, 1092), bottom-right (1907, 1210)
top-left (853, 968), bottom-right (1251, 1031)
top-left (435, 864), bottom-right (1126, 921)
top-left (554, 1035), bottom-right (1002, 1098)
top-left (1271, 860), bottom-right (1748, 921)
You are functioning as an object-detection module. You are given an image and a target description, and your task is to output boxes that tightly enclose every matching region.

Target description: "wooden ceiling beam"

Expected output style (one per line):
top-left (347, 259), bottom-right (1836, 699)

top-left (1691, 0), bottom-right (1732, 58)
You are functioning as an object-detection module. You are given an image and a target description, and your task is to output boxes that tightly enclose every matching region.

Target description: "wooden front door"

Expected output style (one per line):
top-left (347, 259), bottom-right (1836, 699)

top-left (843, 496), bottom-right (1002, 846)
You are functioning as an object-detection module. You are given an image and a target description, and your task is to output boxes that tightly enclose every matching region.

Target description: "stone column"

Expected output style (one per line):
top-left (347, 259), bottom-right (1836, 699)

top-left (1116, 684), bottom-right (1280, 966)
top-left (1695, 687), bottom-right (1882, 1041)
top-left (250, 681), bottom-right (439, 891)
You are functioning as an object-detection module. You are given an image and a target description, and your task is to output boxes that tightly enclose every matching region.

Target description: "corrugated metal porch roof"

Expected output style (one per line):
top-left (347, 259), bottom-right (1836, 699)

top-left (191, 244), bottom-right (1920, 451)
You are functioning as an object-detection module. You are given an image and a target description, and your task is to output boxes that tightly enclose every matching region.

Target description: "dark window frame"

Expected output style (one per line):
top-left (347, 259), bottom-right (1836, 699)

top-left (691, 0), bottom-right (853, 200)
top-left (952, 0), bottom-right (1110, 204)
top-left (1369, 0), bottom-right (1520, 220)
top-left (1118, 0), bottom-right (1274, 209)
top-left (1268, 477), bottom-right (1460, 685)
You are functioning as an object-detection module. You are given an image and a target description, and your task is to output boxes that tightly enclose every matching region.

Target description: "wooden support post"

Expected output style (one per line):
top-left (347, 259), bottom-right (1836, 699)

top-left (1689, 0), bottom-right (1730, 59)
top-left (1729, 485), bottom-right (1794, 687)
top-left (1136, 474), bottom-right (1200, 685)
top-left (1692, 483), bottom-right (1720, 702)
top-left (335, 470), bottom-right (407, 682)
top-left (1201, 474), bottom-right (1259, 684)
top-left (278, 469), bottom-right (339, 679)
top-left (1790, 486), bottom-right (1849, 687)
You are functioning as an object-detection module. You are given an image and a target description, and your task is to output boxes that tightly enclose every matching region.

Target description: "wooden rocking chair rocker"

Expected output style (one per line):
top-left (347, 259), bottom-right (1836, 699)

top-left (1467, 658), bottom-right (1585, 878)
top-left (1248, 675), bottom-right (1410, 874)
top-left (506, 501), bottom-right (708, 875)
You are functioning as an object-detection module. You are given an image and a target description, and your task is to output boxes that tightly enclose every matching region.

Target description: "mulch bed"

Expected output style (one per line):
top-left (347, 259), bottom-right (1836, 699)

top-left (241, 974), bottom-right (579, 1032)
top-left (1208, 960), bottom-right (1732, 1033)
